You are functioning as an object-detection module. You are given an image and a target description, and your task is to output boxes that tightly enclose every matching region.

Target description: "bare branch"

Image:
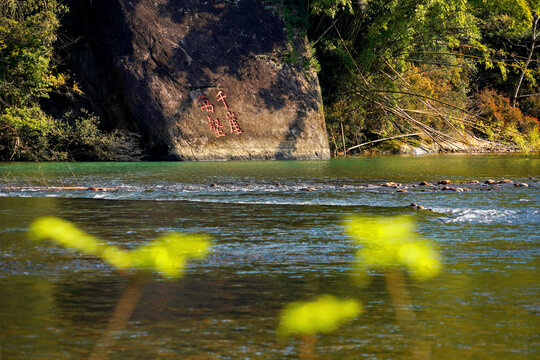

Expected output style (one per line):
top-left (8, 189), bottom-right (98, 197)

top-left (347, 133), bottom-right (423, 153)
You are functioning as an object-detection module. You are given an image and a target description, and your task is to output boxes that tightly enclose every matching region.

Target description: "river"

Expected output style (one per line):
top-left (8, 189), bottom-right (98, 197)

top-left (0, 155), bottom-right (538, 359)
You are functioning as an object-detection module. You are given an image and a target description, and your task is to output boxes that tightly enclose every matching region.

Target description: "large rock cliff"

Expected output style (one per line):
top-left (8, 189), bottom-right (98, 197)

top-left (72, 0), bottom-right (330, 160)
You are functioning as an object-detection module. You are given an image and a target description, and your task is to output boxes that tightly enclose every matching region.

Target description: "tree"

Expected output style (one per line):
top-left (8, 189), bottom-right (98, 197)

top-left (0, 0), bottom-right (66, 158)
top-left (284, 0), bottom-right (539, 152)
top-left (0, 0), bottom-right (141, 161)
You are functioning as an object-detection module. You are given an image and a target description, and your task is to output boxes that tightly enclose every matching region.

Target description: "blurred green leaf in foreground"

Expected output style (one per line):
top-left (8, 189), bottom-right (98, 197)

top-left (29, 216), bottom-right (210, 279)
top-left (278, 294), bottom-right (362, 338)
top-left (345, 215), bottom-right (441, 282)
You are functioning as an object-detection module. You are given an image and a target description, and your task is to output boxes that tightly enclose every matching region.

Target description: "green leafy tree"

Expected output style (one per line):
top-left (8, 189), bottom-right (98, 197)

top-left (469, 0), bottom-right (539, 107)
top-left (0, 0), bottom-right (141, 161)
top-left (0, 0), bottom-right (67, 133)
top-left (283, 0), bottom-right (539, 153)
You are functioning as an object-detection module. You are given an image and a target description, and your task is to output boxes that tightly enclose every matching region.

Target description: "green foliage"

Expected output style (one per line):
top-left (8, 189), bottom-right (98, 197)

top-left (56, 110), bottom-right (143, 161)
top-left (470, 0), bottom-right (539, 103)
top-left (0, 105), bottom-right (52, 134)
top-left (344, 215), bottom-right (441, 282)
top-left (130, 233), bottom-right (210, 278)
top-left (294, 0), bottom-right (538, 152)
top-left (29, 216), bottom-right (211, 279)
top-left (0, 109), bottom-right (143, 161)
top-left (278, 295), bottom-right (362, 337)
top-left (471, 0), bottom-right (536, 35)
top-left (0, 0), bottom-right (67, 107)
top-left (0, 0), bottom-right (140, 161)
top-left (310, 0), bottom-right (353, 18)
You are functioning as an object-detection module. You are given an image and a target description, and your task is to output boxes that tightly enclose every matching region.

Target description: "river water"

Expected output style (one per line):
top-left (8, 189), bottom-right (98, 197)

top-left (0, 155), bottom-right (538, 359)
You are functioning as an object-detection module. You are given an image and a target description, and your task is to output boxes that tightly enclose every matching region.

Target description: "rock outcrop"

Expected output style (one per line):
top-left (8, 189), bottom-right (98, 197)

top-left (72, 0), bottom-right (330, 160)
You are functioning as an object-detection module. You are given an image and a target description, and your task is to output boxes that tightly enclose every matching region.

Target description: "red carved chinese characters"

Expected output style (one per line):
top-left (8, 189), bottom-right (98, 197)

top-left (196, 91), bottom-right (243, 138)
top-left (207, 115), bottom-right (226, 137)
top-left (216, 90), bottom-right (243, 135)
top-left (226, 110), bottom-right (244, 135)
top-left (200, 100), bottom-right (214, 113)
top-left (197, 93), bottom-right (224, 137)
top-left (198, 93), bottom-right (215, 113)
top-left (215, 90), bottom-right (229, 109)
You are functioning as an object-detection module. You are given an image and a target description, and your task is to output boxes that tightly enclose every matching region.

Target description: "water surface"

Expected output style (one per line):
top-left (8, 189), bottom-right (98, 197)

top-left (0, 155), bottom-right (538, 359)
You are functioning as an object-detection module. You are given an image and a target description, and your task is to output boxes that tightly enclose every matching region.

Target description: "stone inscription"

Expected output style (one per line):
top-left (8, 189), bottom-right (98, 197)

top-left (197, 90), bottom-right (244, 138)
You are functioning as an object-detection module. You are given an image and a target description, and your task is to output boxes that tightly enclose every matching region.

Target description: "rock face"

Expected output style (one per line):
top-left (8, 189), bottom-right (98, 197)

top-left (73, 0), bottom-right (330, 160)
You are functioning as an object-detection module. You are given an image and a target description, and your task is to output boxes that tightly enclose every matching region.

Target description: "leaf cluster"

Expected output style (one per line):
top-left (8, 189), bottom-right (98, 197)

top-left (345, 215), bottom-right (441, 282)
top-left (0, 0), bottom-right (67, 107)
top-left (278, 295), bottom-right (362, 337)
top-left (29, 216), bottom-right (211, 279)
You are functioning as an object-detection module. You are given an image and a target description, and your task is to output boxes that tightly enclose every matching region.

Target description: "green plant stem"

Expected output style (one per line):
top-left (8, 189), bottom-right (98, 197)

top-left (385, 270), bottom-right (430, 360)
top-left (385, 270), bottom-right (415, 329)
top-left (88, 277), bottom-right (144, 360)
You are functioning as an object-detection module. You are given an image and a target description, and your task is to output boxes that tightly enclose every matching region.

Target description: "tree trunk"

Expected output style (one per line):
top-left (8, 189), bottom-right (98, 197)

top-left (512, 15), bottom-right (538, 108)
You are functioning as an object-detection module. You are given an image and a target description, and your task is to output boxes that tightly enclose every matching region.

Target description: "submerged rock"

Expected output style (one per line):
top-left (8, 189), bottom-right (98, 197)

top-left (73, 0), bottom-right (330, 160)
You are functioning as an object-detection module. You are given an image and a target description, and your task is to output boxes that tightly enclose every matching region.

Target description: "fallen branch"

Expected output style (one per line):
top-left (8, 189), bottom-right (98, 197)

top-left (0, 186), bottom-right (123, 191)
top-left (346, 133), bottom-right (422, 153)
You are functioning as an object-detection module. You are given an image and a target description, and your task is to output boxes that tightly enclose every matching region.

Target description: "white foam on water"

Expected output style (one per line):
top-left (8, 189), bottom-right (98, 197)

top-left (436, 207), bottom-right (522, 224)
top-left (92, 193), bottom-right (108, 199)
top-left (180, 197), bottom-right (354, 207)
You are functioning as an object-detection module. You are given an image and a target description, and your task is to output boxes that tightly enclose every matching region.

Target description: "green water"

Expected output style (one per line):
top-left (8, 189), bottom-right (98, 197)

top-left (0, 155), bottom-right (538, 359)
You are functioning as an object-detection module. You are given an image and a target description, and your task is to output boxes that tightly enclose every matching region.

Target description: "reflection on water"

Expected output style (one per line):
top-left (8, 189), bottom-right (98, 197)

top-left (0, 156), bottom-right (538, 359)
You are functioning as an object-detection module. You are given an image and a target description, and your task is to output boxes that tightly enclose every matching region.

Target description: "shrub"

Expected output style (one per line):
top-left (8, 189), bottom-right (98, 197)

top-left (471, 89), bottom-right (539, 151)
top-left (0, 109), bottom-right (143, 161)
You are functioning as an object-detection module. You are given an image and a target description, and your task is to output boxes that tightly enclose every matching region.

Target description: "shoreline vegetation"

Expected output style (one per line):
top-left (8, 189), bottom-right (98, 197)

top-left (1, 0), bottom-right (539, 161)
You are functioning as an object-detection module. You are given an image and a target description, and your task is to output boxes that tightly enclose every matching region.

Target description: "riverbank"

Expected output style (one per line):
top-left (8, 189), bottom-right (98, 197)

top-left (338, 135), bottom-right (529, 156)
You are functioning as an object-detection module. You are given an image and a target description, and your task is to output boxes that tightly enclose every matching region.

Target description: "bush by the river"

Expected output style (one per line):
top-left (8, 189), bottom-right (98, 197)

top-left (0, 109), bottom-right (142, 161)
